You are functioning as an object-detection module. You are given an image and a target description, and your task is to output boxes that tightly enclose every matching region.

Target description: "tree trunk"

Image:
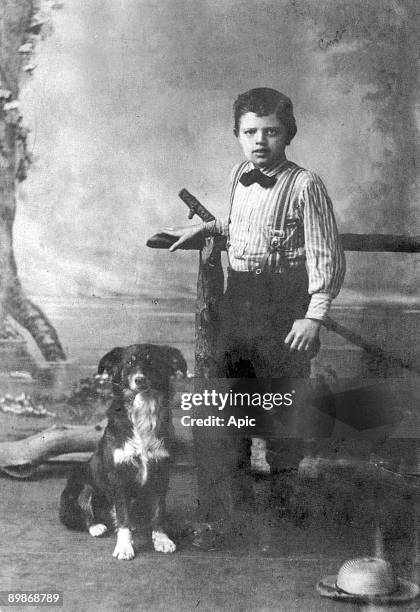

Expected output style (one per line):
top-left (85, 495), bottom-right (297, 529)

top-left (193, 238), bottom-right (239, 521)
top-left (194, 238), bottom-right (224, 378)
top-left (0, 0), bottom-right (66, 361)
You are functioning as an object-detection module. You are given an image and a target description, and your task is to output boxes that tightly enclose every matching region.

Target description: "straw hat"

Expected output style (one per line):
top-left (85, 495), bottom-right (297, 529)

top-left (317, 557), bottom-right (419, 603)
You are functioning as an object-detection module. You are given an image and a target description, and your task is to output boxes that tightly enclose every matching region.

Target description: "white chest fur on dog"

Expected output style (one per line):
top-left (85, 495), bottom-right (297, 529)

top-left (113, 393), bottom-right (169, 485)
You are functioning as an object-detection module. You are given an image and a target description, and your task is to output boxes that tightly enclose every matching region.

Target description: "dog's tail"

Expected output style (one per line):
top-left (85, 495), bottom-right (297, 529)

top-left (59, 465), bottom-right (93, 531)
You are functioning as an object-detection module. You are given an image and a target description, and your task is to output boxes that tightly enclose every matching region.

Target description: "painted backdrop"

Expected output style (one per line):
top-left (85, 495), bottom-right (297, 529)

top-left (16, 0), bottom-right (419, 303)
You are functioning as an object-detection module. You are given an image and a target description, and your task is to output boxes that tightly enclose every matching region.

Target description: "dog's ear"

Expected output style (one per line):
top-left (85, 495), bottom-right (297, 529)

top-left (161, 346), bottom-right (188, 378)
top-left (97, 347), bottom-right (124, 381)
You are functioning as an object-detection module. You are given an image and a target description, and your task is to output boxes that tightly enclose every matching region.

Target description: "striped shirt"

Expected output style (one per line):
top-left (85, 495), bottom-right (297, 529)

top-left (203, 158), bottom-right (345, 320)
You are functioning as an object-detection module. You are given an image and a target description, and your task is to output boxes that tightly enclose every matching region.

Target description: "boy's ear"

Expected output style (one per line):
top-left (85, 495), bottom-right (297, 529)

top-left (233, 128), bottom-right (238, 137)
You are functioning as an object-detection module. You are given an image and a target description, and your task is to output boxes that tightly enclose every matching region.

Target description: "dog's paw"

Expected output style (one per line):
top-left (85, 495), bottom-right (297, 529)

top-left (89, 523), bottom-right (108, 537)
top-left (113, 542), bottom-right (135, 560)
top-left (113, 528), bottom-right (135, 560)
top-left (152, 530), bottom-right (176, 553)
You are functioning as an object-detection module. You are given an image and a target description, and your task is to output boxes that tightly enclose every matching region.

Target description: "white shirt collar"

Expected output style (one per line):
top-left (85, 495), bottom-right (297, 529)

top-left (250, 157), bottom-right (289, 177)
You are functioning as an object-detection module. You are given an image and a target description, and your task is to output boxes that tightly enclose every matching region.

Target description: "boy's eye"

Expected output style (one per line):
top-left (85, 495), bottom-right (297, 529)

top-left (242, 128), bottom-right (281, 136)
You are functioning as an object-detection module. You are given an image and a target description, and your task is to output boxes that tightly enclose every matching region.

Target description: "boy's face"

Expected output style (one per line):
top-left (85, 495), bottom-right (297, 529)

top-left (236, 112), bottom-right (288, 168)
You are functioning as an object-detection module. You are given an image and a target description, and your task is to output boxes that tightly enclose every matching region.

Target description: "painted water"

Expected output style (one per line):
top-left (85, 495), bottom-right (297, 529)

top-left (7, 294), bottom-right (420, 390)
top-left (39, 296), bottom-right (197, 370)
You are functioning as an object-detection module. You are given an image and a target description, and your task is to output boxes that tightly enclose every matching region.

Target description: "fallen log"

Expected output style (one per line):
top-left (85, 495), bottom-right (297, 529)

top-left (0, 419), bottom-right (106, 477)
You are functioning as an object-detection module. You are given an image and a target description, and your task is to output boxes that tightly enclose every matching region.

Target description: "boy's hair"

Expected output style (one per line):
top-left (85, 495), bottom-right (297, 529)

top-left (233, 87), bottom-right (297, 144)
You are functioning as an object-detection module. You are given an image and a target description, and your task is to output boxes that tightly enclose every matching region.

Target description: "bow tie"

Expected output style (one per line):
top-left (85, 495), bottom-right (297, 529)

top-left (239, 168), bottom-right (276, 188)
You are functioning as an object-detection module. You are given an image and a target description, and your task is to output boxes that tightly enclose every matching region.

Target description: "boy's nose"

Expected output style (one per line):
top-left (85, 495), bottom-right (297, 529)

top-left (256, 130), bottom-right (267, 143)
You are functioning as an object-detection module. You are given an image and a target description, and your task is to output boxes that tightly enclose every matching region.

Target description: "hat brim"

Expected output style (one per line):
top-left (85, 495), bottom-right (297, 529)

top-left (317, 575), bottom-right (419, 603)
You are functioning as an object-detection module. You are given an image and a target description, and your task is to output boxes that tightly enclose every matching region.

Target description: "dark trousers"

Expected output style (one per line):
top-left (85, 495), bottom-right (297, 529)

top-left (216, 268), bottom-right (313, 479)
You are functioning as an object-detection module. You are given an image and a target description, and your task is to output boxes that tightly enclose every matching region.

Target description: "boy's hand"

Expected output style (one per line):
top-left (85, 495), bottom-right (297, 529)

top-left (284, 319), bottom-right (321, 354)
top-left (163, 225), bottom-right (203, 252)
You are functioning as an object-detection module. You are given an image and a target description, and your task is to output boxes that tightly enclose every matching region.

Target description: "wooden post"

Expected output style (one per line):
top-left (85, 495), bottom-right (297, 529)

top-left (175, 189), bottom-right (244, 520)
top-left (194, 237), bottom-right (224, 378)
top-left (193, 237), bottom-right (232, 520)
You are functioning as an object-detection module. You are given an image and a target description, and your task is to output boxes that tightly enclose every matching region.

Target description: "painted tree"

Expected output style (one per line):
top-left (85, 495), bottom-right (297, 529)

top-left (0, 0), bottom-right (65, 361)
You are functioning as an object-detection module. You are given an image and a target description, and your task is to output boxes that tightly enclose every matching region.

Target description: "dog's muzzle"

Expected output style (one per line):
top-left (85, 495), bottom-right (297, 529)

top-left (128, 373), bottom-right (150, 392)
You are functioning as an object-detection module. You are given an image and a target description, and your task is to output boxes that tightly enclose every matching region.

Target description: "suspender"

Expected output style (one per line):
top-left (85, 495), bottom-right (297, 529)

top-left (226, 161), bottom-right (248, 269)
top-left (227, 162), bottom-right (303, 273)
top-left (272, 164), bottom-right (303, 231)
top-left (228, 161), bottom-right (248, 222)
top-left (268, 164), bottom-right (303, 272)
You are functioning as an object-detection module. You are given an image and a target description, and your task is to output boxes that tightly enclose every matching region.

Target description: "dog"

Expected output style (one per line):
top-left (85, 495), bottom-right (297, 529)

top-left (59, 343), bottom-right (187, 560)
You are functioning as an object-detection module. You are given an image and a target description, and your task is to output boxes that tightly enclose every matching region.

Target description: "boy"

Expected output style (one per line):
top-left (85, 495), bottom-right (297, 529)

top-left (169, 88), bottom-right (345, 505)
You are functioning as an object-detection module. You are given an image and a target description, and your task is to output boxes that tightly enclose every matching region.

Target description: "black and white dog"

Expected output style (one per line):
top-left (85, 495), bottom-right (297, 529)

top-left (59, 344), bottom-right (187, 560)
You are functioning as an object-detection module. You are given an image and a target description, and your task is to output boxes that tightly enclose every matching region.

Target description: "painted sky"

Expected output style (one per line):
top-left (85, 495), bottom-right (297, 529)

top-left (15, 0), bottom-right (419, 301)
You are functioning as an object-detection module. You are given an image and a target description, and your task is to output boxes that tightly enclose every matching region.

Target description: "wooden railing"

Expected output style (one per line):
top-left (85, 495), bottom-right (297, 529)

top-left (147, 189), bottom-right (420, 376)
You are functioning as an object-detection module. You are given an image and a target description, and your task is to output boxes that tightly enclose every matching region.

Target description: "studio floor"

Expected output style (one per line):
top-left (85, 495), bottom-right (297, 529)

top-left (1, 445), bottom-right (419, 612)
top-left (0, 346), bottom-right (418, 611)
